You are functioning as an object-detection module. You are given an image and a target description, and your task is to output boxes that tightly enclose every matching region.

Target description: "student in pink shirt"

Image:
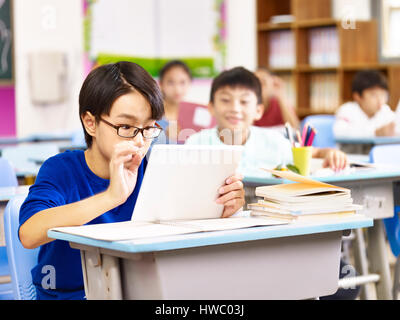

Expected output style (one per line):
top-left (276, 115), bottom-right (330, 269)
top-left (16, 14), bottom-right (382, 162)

top-left (254, 67), bottom-right (299, 129)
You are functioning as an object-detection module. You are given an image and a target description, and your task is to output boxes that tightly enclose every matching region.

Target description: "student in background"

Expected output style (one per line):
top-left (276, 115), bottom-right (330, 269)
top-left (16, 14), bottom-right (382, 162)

top-left (253, 67), bottom-right (300, 129)
top-left (334, 70), bottom-right (399, 138)
top-left (185, 66), bottom-right (359, 300)
top-left (185, 66), bottom-right (347, 177)
top-left (158, 60), bottom-right (193, 142)
top-left (18, 62), bottom-right (245, 300)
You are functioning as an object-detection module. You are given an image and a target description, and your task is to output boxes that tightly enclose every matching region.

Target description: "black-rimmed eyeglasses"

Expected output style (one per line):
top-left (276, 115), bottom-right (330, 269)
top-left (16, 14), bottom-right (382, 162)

top-left (99, 117), bottom-right (163, 140)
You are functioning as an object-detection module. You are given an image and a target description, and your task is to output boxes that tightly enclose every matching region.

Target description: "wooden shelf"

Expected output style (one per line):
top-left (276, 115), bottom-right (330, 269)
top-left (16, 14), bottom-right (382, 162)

top-left (257, 0), bottom-right (400, 118)
top-left (257, 22), bottom-right (293, 31)
top-left (297, 65), bottom-right (338, 72)
top-left (294, 18), bottom-right (338, 28)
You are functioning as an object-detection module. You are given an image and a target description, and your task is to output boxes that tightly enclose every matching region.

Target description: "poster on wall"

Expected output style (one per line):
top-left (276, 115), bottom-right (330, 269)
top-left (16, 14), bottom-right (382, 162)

top-left (83, 0), bottom-right (226, 78)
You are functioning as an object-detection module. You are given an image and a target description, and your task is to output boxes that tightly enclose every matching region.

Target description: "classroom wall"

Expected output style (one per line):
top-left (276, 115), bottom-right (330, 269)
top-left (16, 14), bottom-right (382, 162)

top-left (14, 0), bottom-right (84, 138)
top-left (185, 0), bottom-right (257, 105)
top-left (11, 0), bottom-right (256, 134)
top-left (225, 0), bottom-right (256, 70)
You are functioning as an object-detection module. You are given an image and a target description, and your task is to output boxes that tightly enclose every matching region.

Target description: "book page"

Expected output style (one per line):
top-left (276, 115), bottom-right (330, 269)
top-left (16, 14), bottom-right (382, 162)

top-left (50, 216), bottom-right (289, 242)
top-left (261, 168), bottom-right (348, 191)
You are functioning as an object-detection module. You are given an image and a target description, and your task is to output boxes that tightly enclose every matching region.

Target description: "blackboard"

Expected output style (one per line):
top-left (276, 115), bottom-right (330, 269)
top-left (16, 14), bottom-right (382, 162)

top-left (0, 0), bottom-right (12, 81)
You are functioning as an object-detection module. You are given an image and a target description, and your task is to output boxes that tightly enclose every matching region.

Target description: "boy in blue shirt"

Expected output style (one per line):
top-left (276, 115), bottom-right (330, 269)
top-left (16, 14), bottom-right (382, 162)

top-left (19, 62), bottom-right (245, 300)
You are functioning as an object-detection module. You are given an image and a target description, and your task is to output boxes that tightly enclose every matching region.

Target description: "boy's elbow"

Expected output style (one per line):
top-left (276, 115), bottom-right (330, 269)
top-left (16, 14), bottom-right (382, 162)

top-left (19, 224), bottom-right (40, 249)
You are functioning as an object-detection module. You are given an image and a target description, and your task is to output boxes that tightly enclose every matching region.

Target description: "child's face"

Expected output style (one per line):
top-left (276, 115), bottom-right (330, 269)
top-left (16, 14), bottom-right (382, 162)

top-left (209, 86), bottom-right (263, 133)
top-left (160, 67), bottom-right (191, 104)
top-left (354, 86), bottom-right (389, 118)
top-left (92, 91), bottom-right (156, 161)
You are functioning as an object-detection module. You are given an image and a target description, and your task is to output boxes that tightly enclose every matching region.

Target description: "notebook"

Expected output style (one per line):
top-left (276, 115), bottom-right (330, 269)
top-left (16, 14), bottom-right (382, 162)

top-left (248, 168), bottom-right (362, 220)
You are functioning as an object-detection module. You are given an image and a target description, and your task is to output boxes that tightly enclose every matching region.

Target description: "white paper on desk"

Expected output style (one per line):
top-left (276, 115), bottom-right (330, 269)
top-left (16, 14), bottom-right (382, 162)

top-left (50, 216), bottom-right (289, 241)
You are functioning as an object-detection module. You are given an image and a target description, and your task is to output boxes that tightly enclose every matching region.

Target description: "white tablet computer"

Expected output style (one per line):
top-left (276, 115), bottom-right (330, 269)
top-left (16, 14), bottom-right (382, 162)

top-left (131, 144), bottom-right (244, 222)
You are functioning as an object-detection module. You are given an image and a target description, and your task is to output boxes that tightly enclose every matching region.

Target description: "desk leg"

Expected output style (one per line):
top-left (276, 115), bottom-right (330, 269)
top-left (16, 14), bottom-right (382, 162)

top-left (81, 249), bottom-right (123, 300)
top-left (367, 220), bottom-right (393, 300)
top-left (353, 228), bottom-right (376, 300)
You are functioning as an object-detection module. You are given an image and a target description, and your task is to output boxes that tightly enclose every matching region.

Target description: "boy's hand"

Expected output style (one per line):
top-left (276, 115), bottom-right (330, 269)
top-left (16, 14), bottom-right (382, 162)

top-left (107, 141), bottom-right (146, 206)
top-left (376, 122), bottom-right (396, 137)
top-left (322, 149), bottom-right (348, 171)
top-left (216, 173), bottom-right (245, 218)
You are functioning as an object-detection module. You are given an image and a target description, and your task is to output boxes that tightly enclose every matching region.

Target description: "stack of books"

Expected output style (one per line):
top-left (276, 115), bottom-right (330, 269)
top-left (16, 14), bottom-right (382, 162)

top-left (309, 27), bottom-right (339, 67)
top-left (268, 30), bottom-right (295, 68)
top-left (248, 168), bottom-right (362, 220)
top-left (310, 73), bottom-right (340, 113)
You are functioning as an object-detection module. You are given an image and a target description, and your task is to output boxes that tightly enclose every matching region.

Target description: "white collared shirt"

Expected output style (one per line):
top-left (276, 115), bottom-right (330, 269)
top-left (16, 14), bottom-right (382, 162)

top-left (333, 101), bottom-right (398, 138)
top-left (185, 126), bottom-right (293, 177)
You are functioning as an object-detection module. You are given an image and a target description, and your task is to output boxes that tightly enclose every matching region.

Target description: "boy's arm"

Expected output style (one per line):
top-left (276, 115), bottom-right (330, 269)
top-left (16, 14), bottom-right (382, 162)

top-left (19, 141), bottom-right (144, 249)
top-left (19, 191), bottom-right (120, 249)
top-left (272, 76), bottom-right (300, 129)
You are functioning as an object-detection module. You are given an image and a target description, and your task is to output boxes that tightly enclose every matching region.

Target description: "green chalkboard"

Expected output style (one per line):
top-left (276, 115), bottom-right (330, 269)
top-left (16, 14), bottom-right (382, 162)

top-left (0, 0), bottom-right (12, 81)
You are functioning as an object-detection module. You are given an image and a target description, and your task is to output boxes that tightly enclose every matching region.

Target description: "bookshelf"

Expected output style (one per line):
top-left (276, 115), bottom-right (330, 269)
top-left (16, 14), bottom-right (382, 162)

top-left (257, 0), bottom-right (400, 119)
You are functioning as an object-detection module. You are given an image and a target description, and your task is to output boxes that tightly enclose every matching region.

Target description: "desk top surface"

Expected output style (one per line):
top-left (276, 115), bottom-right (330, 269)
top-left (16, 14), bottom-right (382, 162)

top-left (335, 136), bottom-right (400, 145)
top-left (48, 213), bottom-right (372, 253)
top-left (0, 185), bottom-right (30, 202)
top-left (244, 167), bottom-right (400, 186)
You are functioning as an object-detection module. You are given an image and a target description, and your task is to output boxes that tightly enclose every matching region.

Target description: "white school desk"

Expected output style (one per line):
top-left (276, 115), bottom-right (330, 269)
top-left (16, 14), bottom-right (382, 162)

top-left (335, 136), bottom-right (400, 154)
top-left (244, 167), bottom-right (400, 300)
top-left (48, 214), bottom-right (372, 300)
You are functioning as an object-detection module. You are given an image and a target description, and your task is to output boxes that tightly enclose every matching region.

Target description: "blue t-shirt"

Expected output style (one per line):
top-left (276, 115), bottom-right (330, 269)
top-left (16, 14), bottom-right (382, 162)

top-left (19, 150), bottom-right (146, 300)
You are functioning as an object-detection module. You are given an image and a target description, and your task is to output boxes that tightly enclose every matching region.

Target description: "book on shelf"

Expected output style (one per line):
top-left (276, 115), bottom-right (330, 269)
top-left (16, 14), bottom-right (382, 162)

top-left (309, 27), bottom-right (339, 67)
top-left (279, 74), bottom-right (296, 109)
top-left (269, 15), bottom-right (294, 24)
top-left (310, 73), bottom-right (339, 113)
top-left (247, 168), bottom-right (362, 220)
top-left (268, 30), bottom-right (295, 68)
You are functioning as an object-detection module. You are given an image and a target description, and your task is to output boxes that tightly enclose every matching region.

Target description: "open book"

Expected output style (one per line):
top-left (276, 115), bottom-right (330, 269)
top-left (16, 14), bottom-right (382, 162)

top-left (248, 168), bottom-right (362, 220)
top-left (49, 214), bottom-right (289, 242)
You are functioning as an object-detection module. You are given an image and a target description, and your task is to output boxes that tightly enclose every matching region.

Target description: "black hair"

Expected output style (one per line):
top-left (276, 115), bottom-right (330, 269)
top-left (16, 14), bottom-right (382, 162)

top-left (351, 70), bottom-right (389, 96)
top-left (79, 61), bottom-right (164, 148)
top-left (209, 66), bottom-right (262, 104)
top-left (159, 60), bottom-right (192, 82)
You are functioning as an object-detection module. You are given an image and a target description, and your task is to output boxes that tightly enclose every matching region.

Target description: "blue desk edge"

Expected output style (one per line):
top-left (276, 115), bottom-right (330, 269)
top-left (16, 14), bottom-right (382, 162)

top-left (48, 216), bottom-right (373, 253)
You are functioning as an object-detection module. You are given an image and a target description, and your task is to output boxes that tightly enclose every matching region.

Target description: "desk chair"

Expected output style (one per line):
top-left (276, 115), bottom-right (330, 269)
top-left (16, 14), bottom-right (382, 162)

top-left (0, 158), bottom-right (18, 300)
top-left (370, 144), bottom-right (400, 299)
top-left (4, 195), bottom-right (39, 300)
top-left (301, 115), bottom-right (336, 148)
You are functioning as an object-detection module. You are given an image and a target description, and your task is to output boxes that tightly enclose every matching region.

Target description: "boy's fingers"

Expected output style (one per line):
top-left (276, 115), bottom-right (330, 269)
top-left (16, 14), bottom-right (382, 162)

top-left (221, 199), bottom-right (245, 218)
top-left (225, 173), bottom-right (244, 184)
top-left (219, 180), bottom-right (244, 194)
top-left (216, 189), bottom-right (244, 205)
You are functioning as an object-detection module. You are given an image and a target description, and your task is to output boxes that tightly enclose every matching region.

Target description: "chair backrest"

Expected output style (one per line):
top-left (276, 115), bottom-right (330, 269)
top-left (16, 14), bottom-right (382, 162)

top-left (369, 144), bottom-right (400, 257)
top-left (4, 194), bottom-right (39, 300)
top-left (0, 158), bottom-right (18, 188)
top-left (300, 115), bottom-right (336, 148)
